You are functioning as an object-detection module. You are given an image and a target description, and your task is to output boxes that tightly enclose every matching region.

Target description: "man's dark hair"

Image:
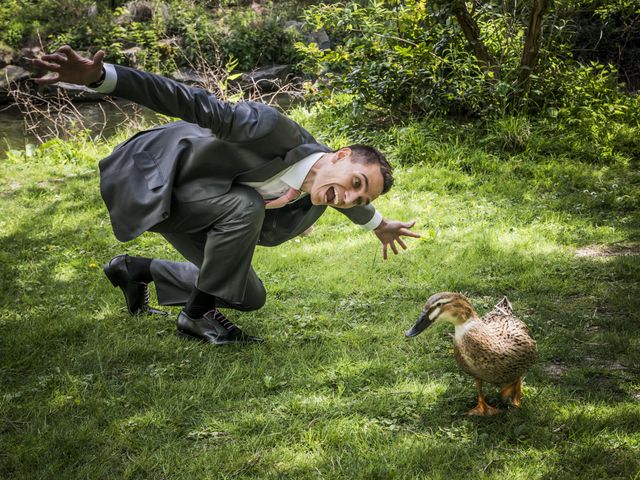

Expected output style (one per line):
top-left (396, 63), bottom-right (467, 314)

top-left (345, 144), bottom-right (394, 194)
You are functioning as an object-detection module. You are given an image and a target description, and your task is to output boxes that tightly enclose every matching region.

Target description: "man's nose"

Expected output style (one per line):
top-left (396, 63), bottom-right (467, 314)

top-left (343, 191), bottom-right (355, 205)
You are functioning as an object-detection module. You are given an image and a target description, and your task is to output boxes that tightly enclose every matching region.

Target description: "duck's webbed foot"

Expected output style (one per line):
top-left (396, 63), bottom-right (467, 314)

top-left (467, 398), bottom-right (501, 416)
top-left (500, 377), bottom-right (523, 407)
top-left (467, 379), bottom-right (501, 416)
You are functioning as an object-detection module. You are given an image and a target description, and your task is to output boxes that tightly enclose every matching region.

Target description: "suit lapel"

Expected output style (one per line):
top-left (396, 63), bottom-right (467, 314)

top-left (234, 143), bottom-right (332, 183)
top-left (284, 143), bottom-right (332, 166)
top-left (234, 156), bottom-right (289, 182)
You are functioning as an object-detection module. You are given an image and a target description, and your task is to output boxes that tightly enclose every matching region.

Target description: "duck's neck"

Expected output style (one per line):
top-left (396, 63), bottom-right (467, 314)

top-left (454, 316), bottom-right (479, 341)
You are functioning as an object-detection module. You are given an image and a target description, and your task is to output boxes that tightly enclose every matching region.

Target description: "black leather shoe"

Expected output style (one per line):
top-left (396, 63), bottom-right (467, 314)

top-left (176, 309), bottom-right (264, 345)
top-left (103, 254), bottom-right (167, 316)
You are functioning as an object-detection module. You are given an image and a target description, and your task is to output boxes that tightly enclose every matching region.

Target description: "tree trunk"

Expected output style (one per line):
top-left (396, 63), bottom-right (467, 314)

top-left (513, 0), bottom-right (549, 106)
top-left (451, 0), bottom-right (500, 79)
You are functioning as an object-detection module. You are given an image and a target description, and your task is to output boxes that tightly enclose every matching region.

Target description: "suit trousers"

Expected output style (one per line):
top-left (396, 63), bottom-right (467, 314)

top-left (147, 185), bottom-right (267, 311)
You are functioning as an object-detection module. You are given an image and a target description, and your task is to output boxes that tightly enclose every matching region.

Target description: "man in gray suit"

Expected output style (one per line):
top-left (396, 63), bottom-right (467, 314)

top-left (34, 46), bottom-right (420, 345)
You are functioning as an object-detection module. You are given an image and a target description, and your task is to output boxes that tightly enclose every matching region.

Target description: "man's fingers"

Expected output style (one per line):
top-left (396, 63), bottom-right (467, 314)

top-left (34, 73), bottom-right (60, 85)
top-left (382, 244), bottom-right (388, 260)
top-left (398, 238), bottom-right (407, 250)
top-left (58, 45), bottom-right (77, 59)
top-left (43, 52), bottom-right (68, 63)
top-left (92, 50), bottom-right (105, 64)
top-left (33, 59), bottom-right (61, 71)
top-left (390, 241), bottom-right (399, 255)
top-left (399, 228), bottom-right (421, 238)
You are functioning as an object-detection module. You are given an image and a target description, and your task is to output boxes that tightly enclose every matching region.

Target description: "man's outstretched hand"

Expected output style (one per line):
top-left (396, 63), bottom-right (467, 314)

top-left (374, 219), bottom-right (421, 260)
top-left (32, 46), bottom-right (105, 86)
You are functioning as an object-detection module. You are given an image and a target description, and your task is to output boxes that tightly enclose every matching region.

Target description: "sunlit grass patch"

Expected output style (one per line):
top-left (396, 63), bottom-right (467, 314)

top-left (1, 114), bottom-right (639, 479)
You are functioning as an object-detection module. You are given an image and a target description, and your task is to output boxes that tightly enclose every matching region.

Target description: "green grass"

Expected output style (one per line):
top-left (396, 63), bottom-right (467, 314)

top-left (1, 114), bottom-right (639, 479)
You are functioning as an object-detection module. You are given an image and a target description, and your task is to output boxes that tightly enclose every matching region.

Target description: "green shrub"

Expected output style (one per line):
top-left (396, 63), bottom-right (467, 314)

top-left (216, 7), bottom-right (301, 71)
top-left (483, 117), bottom-right (532, 153)
top-left (296, 0), bottom-right (638, 122)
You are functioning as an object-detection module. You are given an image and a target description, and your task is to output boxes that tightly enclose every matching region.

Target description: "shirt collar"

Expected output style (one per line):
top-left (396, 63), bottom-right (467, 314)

top-left (280, 152), bottom-right (325, 190)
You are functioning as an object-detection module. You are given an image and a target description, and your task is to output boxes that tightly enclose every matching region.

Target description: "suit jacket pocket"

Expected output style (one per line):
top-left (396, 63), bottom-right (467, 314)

top-left (133, 151), bottom-right (165, 190)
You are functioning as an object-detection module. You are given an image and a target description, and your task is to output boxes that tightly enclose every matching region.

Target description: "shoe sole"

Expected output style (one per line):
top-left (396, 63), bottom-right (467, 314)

top-left (176, 330), bottom-right (263, 345)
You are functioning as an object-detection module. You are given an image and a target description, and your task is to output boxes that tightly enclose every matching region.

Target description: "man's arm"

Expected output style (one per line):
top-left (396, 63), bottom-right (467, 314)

top-left (32, 46), bottom-right (295, 144)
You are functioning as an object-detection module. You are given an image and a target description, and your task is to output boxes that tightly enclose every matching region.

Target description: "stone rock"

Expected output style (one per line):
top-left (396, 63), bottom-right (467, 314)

top-left (122, 46), bottom-right (144, 68)
top-left (0, 65), bottom-right (31, 90)
top-left (240, 65), bottom-right (291, 91)
top-left (37, 82), bottom-right (107, 101)
top-left (285, 21), bottom-right (331, 50)
top-left (158, 37), bottom-right (181, 49)
top-left (170, 68), bottom-right (206, 85)
top-left (0, 65), bottom-right (32, 103)
top-left (117, 1), bottom-right (169, 24)
top-left (307, 29), bottom-right (331, 51)
top-left (0, 44), bottom-right (16, 69)
top-left (16, 46), bottom-right (44, 69)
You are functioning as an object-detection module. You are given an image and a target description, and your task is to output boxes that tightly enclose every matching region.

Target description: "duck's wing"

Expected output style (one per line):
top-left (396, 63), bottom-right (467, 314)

top-left (482, 297), bottom-right (529, 331)
top-left (456, 323), bottom-right (537, 384)
top-left (479, 297), bottom-right (512, 325)
top-left (494, 296), bottom-right (513, 315)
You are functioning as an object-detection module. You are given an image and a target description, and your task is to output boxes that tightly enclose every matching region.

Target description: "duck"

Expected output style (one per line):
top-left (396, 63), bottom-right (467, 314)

top-left (405, 292), bottom-right (537, 416)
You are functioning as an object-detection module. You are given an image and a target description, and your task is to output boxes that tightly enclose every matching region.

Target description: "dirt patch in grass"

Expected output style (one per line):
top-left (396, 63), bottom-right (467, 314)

top-left (543, 361), bottom-right (569, 378)
top-left (575, 244), bottom-right (640, 258)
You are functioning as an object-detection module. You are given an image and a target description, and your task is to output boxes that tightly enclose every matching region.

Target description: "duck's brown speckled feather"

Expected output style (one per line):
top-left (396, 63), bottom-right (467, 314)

top-left (453, 297), bottom-right (537, 386)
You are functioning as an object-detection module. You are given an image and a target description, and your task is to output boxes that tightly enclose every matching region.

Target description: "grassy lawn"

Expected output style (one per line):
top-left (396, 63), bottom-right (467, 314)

top-left (1, 113), bottom-right (639, 479)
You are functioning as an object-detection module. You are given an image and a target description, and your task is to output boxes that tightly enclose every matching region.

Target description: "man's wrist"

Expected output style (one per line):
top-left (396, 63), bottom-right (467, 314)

top-left (87, 67), bottom-right (106, 88)
top-left (362, 211), bottom-right (383, 230)
top-left (88, 64), bottom-right (117, 93)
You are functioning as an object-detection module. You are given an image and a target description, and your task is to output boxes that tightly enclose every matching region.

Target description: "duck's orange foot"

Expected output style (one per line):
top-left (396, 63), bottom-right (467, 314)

top-left (500, 378), bottom-right (523, 407)
top-left (467, 398), bottom-right (501, 416)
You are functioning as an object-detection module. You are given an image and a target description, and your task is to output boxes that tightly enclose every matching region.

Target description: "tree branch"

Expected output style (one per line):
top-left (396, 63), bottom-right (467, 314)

top-left (515, 0), bottom-right (549, 101)
top-left (451, 0), bottom-right (500, 79)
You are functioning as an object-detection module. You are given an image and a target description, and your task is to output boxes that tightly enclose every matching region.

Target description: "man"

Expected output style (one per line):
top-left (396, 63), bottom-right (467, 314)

top-left (33, 46), bottom-right (420, 345)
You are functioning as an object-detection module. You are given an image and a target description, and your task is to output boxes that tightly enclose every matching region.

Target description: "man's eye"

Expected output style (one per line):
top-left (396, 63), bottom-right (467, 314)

top-left (353, 178), bottom-right (361, 188)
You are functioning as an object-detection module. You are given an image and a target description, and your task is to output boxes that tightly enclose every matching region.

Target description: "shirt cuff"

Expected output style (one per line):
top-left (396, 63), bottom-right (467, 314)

top-left (360, 210), bottom-right (383, 230)
top-left (90, 63), bottom-right (117, 93)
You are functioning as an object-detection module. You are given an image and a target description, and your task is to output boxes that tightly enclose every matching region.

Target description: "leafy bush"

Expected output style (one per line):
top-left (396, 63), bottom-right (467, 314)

top-left (1, 0), bottom-right (303, 75)
top-left (216, 8), bottom-right (301, 71)
top-left (296, 0), bottom-right (638, 122)
top-left (0, 0), bottom-right (94, 48)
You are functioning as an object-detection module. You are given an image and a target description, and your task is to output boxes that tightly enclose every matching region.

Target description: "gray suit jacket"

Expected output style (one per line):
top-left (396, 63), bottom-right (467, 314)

top-left (98, 65), bottom-right (376, 246)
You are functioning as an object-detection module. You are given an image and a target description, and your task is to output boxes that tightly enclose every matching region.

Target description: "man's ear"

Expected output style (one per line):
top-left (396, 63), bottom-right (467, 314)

top-left (332, 147), bottom-right (352, 163)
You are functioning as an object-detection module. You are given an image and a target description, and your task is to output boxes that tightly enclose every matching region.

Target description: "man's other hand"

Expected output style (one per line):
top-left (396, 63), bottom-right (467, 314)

top-left (32, 46), bottom-right (105, 86)
top-left (374, 219), bottom-right (421, 260)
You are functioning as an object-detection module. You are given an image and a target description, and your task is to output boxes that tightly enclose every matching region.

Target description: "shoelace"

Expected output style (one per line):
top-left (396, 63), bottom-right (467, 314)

top-left (211, 309), bottom-right (239, 332)
top-left (142, 283), bottom-right (150, 306)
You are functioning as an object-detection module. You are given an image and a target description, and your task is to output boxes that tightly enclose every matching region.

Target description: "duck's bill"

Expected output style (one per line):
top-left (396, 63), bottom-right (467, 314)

top-left (405, 311), bottom-right (433, 337)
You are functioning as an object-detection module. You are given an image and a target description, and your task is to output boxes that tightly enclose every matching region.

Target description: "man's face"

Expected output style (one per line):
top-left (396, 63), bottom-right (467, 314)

top-left (309, 150), bottom-right (385, 208)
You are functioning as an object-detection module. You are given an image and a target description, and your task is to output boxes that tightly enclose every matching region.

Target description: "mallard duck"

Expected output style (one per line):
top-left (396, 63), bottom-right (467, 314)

top-left (405, 292), bottom-right (537, 416)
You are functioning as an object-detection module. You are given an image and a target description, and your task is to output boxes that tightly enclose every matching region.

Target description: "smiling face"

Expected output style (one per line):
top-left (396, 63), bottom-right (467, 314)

top-left (305, 149), bottom-right (385, 208)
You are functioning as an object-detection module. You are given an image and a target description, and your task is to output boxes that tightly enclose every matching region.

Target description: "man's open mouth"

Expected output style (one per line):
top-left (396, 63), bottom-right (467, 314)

top-left (326, 186), bottom-right (337, 205)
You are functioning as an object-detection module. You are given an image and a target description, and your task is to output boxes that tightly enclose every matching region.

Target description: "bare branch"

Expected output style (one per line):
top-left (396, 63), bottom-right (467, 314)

top-left (451, 0), bottom-right (501, 79)
top-left (514, 0), bottom-right (549, 105)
